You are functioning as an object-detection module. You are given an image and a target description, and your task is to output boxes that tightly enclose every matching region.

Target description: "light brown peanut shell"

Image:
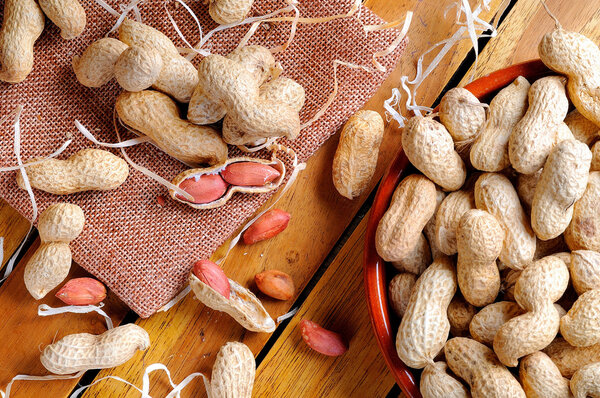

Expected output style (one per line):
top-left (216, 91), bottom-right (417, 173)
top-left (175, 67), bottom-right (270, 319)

top-left (24, 243), bottom-right (71, 300)
top-left (39, 0), bottom-right (85, 40)
top-left (17, 149), bottom-right (129, 195)
top-left (469, 301), bottom-right (525, 345)
top-left (189, 273), bottom-right (275, 333)
top-left (508, 76), bottom-right (569, 175)
top-left (565, 109), bottom-right (600, 145)
top-left (388, 273), bottom-right (416, 318)
top-left (375, 174), bottom-right (437, 263)
top-left (471, 76), bottom-right (530, 172)
top-left (456, 209), bottom-right (503, 307)
top-left (565, 171), bottom-right (600, 251)
top-left (434, 190), bottom-right (475, 256)
top-left (447, 296), bottom-right (476, 337)
top-left (114, 46), bottom-right (163, 92)
top-left (474, 173), bottom-right (536, 270)
top-left (570, 250), bottom-right (600, 295)
top-left (170, 157), bottom-right (285, 210)
top-left (592, 142), bottom-right (600, 171)
top-left (532, 140), bottom-right (592, 241)
top-left (543, 338), bottom-right (600, 378)
top-left (402, 116), bottom-right (466, 191)
top-left (209, 0), bottom-right (254, 24)
top-left (517, 169), bottom-right (542, 210)
top-left (37, 203), bottom-right (85, 243)
top-left (420, 361), bottom-right (470, 398)
top-left (560, 290), bottom-right (600, 347)
top-left (501, 269), bottom-right (521, 301)
top-left (259, 77), bottom-right (306, 112)
top-left (519, 351), bottom-right (572, 398)
top-left (539, 28), bottom-right (600, 127)
top-left (424, 189), bottom-right (446, 259)
top-left (210, 342), bottom-right (255, 398)
top-left (0, 0), bottom-right (45, 83)
top-left (391, 234), bottom-right (431, 275)
top-left (439, 87), bottom-right (486, 143)
top-left (116, 90), bottom-right (227, 166)
top-left (445, 337), bottom-right (525, 398)
top-left (332, 110), bottom-right (384, 200)
top-left (40, 324), bottom-right (150, 374)
top-left (72, 38), bottom-right (128, 88)
top-left (570, 362), bottom-right (600, 398)
top-left (396, 256), bottom-right (457, 369)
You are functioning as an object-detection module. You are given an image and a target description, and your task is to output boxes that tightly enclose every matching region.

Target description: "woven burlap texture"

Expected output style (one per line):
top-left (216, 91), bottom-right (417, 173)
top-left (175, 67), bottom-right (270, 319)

top-left (0, 0), bottom-right (406, 317)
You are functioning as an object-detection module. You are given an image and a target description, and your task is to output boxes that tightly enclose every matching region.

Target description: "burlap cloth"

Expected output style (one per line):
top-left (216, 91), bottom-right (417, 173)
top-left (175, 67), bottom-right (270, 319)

top-left (0, 0), bottom-right (406, 317)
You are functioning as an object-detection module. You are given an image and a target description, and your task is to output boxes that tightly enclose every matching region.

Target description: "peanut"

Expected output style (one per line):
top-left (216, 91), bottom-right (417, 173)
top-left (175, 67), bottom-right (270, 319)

top-left (299, 320), bottom-right (348, 356)
top-left (543, 337), bottom-right (600, 378)
top-left (592, 142), bottom-right (600, 171)
top-left (115, 90), bottom-right (227, 166)
top-left (72, 38), bottom-right (128, 87)
top-left (519, 351), bottom-right (572, 398)
top-left (390, 234), bottom-right (431, 275)
top-left (445, 337), bottom-right (525, 398)
top-left (24, 204), bottom-right (85, 299)
top-left (209, 0), bottom-right (255, 25)
top-left (565, 110), bottom-right (600, 145)
top-left (396, 256), bottom-right (457, 369)
top-left (539, 28), bottom-right (600, 127)
top-left (439, 87), bottom-right (486, 143)
top-left (560, 290), bottom-right (600, 347)
top-left (474, 173), bottom-right (536, 270)
top-left (210, 342), bottom-right (255, 398)
top-left (192, 260), bottom-right (230, 299)
top-left (118, 19), bottom-right (198, 103)
top-left (402, 116), bottom-right (466, 191)
top-left (388, 273), bottom-right (417, 318)
top-left (570, 362), bottom-right (600, 398)
top-left (565, 171), bottom-right (600, 251)
top-left (0, 0), bottom-right (45, 83)
top-left (447, 296), bottom-right (476, 337)
top-left (189, 270), bottom-right (275, 333)
top-left (555, 122), bottom-right (576, 144)
top-left (508, 76), bottom-right (569, 175)
top-left (420, 361), bottom-right (469, 398)
top-left (517, 169), bottom-right (542, 210)
top-left (17, 149), bottom-right (129, 195)
top-left (456, 209), bottom-right (503, 307)
top-left (38, 0), bottom-right (85, 40)
top-left (570, 250), bottom-right (600, 295)
top-left (423, 189), bottom-right (446, 260)
top-left (469, 301), bottom-right (525, 345)
top-left (196, 54), bottom-right (301, 145)
top-left (55, 277), bottom-right (106, 306)
top-left (243, 209), bottom-right (291, 245)
top-left (221, 162), bottom-right (281, 187)
top-left (332, 110), bottom-right (385, 200)
top-left (471, 76), bottom-right (530, 172)
top-left (189, 45), bottom-right (276, 125)
top-left (177, 174), bottom-right (228, 205)
top-left (375, 174), bottom-right (437, 262)
top-left (501, 269), bottom-right (521, 301)
top-left (114, 46), bottom-right (163, 92)
top-left (493, 256), bottom-right (569, 367)
top-left (40, 324), bottom-right (150, 374)
top-left (254, 270), bottom-right (294, 301)
top-left (434, 189), bottom-right (475, 256)
top-left (531, 140), bottom-right (591, 241)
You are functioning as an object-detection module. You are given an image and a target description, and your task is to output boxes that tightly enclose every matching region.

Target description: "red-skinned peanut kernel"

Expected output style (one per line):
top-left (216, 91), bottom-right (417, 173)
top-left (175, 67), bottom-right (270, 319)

top-left (177, 174), bottom-right (228, 204)
top-left (221, 162), bottom-right (281, 186)
top-left (192, 260), bottom-right (230, 299)
top-left (255, 270), bottom-right (295, 300)
top-left (300, 320), bottom-right (348, 356)
top-left (243, 209), bottom-right (291, 245)
top-left (55, 278), bottom-right (107, 306)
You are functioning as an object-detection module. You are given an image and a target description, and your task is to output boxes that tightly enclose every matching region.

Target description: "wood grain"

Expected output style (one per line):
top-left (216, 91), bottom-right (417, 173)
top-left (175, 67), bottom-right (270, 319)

top-left (0, 199), bottom-right (31, 270)
top-left (81, 1), bottom-right (506, 397)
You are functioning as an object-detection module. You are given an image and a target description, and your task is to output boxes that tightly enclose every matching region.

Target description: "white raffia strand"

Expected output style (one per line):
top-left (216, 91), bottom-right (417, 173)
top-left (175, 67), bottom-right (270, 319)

top-left (365, 11), bottom-right (413, 72)
top-left (94, 0), bottom-right (147, 35)
top-left (385, 0), bottom-right (505, 126)
top-left (276, 307), bottom-right (298, 324)
top-left (1, 372), bottom-right (86, 398)
top-left (38, 303), bottom-right (114, 330)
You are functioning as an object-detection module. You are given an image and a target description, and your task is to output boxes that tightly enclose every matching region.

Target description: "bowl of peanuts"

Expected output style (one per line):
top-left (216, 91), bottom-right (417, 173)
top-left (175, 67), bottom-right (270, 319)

top-left (363, 59), bottom-right (559, 397)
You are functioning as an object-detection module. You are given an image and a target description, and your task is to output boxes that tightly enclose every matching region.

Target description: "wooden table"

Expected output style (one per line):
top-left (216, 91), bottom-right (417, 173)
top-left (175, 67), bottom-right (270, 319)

top-left (1, 0), bottom-right (598, 396)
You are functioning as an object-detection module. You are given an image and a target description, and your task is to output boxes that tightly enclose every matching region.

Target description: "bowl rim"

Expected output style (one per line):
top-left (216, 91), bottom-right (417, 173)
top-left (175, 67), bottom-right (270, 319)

top-left (363, 59), bottom-right (551, 398)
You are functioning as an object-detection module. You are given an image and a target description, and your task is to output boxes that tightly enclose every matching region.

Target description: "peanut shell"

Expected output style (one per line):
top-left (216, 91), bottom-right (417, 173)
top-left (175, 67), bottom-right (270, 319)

top-left (420, 361), bottom-right (469, 398)
top-left (210, 342), bottom-right (255, 398)
top-left (519, 351), bottom-right (571, 398)
top-left (561, 289), bottom-right (600, 347)
top-left (565, 171), bottom-right (600, 251)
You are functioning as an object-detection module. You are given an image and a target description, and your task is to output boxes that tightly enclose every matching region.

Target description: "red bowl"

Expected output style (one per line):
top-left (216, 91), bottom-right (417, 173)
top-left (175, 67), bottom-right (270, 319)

top-left (363, 59), bottom-right (552, 397)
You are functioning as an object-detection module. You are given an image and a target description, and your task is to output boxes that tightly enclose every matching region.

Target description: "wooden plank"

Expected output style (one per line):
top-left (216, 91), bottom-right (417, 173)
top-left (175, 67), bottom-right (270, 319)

top-left (0, 240), bottom-right (130, 397)
top-left (80, 1), bottom-right (506, 397)
top-left (0, 199), bottom-right (31, 270)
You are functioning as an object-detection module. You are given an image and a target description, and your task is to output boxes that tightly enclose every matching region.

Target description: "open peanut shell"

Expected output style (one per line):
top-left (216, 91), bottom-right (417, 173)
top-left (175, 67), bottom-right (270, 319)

top-left (189, 273), bottom-right (276, 333)
top-left (170, 156), bottom-right (286, 210)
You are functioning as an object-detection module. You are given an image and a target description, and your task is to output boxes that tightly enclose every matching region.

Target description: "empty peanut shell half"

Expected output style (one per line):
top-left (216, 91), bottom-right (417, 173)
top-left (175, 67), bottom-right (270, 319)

top-left (189, 273), bottom-right (276, 332)
top-left (170, 157), bottom-right (285, 210)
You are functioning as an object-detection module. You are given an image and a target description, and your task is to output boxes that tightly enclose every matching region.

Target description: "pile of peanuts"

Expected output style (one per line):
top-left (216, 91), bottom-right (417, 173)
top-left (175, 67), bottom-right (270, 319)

top-left (377, 23), bottom-right (600, 398)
